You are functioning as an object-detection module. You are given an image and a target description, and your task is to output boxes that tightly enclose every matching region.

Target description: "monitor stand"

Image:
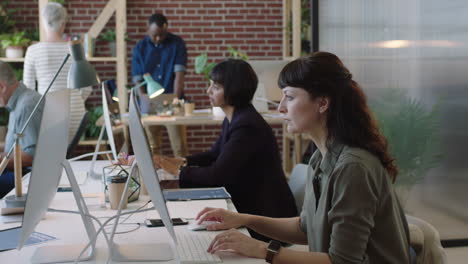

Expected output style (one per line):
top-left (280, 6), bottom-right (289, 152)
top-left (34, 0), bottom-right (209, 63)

top-left (30, 160), bottom-right (97, 264)
top-left (111, 243), bottom-right (174, 262)
top-left (89, 123), bottom-right (114, 178)
top-left (108, 162), bottom-right (175, 262)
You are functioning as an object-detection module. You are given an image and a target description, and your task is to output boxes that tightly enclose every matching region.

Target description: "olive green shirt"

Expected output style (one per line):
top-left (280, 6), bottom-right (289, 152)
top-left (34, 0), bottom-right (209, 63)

top-left (300, 141), bottom-right (410, 263)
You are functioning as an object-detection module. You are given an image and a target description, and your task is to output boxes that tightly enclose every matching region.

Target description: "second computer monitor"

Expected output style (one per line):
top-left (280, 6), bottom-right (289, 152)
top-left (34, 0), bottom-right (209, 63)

top-left (18, 90), bottom-right (70, 248)
top-left (128, 92), bottom-right (176, 243)
top-left (101, 83), bottom-right (118, 160)
top-left (249, 60), bottom-right (289, 101)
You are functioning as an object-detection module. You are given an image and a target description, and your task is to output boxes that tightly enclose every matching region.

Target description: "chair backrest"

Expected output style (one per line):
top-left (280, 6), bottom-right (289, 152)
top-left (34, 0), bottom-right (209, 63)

top-left (406, 215), bottom-right (447, 264)
top-left (288, 164), bottom-right (308, 212)
top-left (66, 111), bottom-right (90, 159)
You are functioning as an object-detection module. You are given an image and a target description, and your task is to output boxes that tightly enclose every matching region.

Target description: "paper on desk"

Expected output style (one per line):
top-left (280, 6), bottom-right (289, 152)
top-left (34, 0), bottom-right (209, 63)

top-left (193, 108), bottom-right (211, 114)
top-left (147, 199), bottom-right (228, 219)
top-left (157, 169), bottom-right (178, 181)
top-left (263, 113), bottom-right (282, 119)
top-left (0, 214), bottom-right (22, 224)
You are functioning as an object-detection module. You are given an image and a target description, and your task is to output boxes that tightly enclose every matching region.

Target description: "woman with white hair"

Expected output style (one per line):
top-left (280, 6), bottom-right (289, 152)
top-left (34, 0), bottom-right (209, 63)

top-left (23, 2), bottom-right (91, 142)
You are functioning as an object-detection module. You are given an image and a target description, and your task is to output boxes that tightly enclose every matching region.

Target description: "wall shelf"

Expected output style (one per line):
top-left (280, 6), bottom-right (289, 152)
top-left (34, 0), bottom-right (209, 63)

top-left (87, 57), bottom-right (118, 62)
top-left (0, 57), bottom-right (25, 62)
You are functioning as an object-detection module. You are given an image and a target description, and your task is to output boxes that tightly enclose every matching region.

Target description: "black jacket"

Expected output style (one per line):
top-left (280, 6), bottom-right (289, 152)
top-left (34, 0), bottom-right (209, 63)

top-left (179, 105), bottom-right (297, 241)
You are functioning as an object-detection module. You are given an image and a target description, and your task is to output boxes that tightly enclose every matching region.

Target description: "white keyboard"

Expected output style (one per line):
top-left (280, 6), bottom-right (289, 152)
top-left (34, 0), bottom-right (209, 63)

top-left (176, 231), bottom-right (222, 264)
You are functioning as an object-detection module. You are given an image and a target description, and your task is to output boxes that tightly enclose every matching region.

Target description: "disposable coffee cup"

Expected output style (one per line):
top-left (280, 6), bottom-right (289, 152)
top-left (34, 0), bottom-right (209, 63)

top-left (184, 102), bottom-right (195, 116)
top-left (108, 176), bottom-right (128, 209)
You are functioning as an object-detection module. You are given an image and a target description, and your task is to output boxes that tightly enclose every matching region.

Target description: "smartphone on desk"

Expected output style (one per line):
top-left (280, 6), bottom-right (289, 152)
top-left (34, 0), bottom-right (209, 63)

top-left (145, 218), bottom-right (188, 227)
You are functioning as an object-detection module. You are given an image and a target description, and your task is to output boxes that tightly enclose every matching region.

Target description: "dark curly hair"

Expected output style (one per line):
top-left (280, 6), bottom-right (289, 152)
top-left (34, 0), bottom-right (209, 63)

top-left (278, 51), bottom-right (398, 182)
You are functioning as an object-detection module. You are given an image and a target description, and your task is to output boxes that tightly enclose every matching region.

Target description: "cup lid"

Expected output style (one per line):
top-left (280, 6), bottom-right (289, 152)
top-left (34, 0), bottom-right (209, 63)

top-left (107, 176), bottom-right (127, 183)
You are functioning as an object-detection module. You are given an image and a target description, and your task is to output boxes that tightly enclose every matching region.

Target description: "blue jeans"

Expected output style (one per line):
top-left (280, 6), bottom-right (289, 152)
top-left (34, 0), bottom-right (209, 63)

top-left (410, 246), bottom-right (417, 264)
top-left (0, 170), bottom-right (15, 198)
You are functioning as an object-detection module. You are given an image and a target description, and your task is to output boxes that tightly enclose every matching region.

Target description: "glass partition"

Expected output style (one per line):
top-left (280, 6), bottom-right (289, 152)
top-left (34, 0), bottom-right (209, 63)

top-left (318, 0), bottom-right (468, 240)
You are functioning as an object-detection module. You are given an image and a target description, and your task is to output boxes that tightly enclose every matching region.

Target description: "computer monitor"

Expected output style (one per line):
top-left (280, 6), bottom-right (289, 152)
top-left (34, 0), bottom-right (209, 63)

top-left (101, 83), bottom-right (118, 160)
top-left (109, 91), bottom-right (176, 262)
top-left (18, 90), bottom-right (97, 263)
top-left (249, 60), bottom-right (290, 102)
top-left (76, 83), bottom-right (118, 178)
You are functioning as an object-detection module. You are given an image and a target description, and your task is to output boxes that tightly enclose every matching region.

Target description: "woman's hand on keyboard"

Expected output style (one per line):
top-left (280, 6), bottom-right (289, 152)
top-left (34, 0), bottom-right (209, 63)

top-left (153, 155), bottom-right (185, 175)
top-left (207, 229), bottom-right (268, 259)
top-left (195, 207), bottom-right (246, 231)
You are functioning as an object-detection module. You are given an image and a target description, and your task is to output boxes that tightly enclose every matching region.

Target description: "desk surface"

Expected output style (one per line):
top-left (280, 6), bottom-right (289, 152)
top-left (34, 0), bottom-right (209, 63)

top-left (0, 161), bottom-right (264, 264)
top-left (120, 111), bottom-right (283, 126)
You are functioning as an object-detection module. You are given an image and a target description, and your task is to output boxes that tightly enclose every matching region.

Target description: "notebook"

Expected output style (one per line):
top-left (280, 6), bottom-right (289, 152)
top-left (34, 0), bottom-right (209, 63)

top-left (163, 187), bottom-right (231, 201)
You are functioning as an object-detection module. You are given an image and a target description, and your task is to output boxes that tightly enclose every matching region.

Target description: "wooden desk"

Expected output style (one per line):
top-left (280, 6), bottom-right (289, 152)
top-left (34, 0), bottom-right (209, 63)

top-left (123, 112), bottom-right (294, 170)
top-left (140, 112), bottom-right (283, 126)
top-left (0, 161), bottom-right (264, 263)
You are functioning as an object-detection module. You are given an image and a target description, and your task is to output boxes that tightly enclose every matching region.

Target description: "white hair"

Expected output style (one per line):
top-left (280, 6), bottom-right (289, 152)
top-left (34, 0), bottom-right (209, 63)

top-left (0, 61), bottom-right (17, 86)
top-left (42, 2), bottom-right (68, 32)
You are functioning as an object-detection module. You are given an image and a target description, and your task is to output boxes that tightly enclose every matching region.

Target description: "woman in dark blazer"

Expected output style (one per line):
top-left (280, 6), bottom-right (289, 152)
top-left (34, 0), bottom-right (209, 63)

top-left (154, 59), bottom-right (297, 241)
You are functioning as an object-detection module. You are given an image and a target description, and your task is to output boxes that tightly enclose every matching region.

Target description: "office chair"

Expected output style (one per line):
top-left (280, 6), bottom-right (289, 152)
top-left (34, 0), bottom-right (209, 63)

top-left (66, 112), bottom-right (90, 159)
top-left (406, 215), bottom-right (447, 264)
top-left (288, 164), bottom-right (308, 212)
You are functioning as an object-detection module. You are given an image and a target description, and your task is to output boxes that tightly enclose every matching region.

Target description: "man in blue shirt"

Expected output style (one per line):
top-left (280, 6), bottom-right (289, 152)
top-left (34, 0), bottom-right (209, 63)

top-left (132, 13), bottom-right (188, 157)
top-left (0, 61), bottom-right (43, 198)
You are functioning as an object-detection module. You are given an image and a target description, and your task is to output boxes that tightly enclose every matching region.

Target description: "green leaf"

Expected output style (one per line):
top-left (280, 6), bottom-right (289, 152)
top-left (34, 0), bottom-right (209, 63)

top-left (369, 89), bottom-right (443, 187)
top-left (194, 53), bottom-right (208, 74)
top-left (0, 31), bottom-right (30, 49)
top-left (203, 62), bottom-right (216, 81)
top-left (85, 106), bottom-right (104, 138)
top-left (99, 29), bottom-right (116, 42)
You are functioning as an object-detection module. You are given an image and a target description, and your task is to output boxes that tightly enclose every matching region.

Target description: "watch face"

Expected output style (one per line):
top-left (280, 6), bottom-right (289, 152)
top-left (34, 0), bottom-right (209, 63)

top-left (268, 240), bottom-right (281, 252)
top-left (266, 240), bottom-right (281, 263)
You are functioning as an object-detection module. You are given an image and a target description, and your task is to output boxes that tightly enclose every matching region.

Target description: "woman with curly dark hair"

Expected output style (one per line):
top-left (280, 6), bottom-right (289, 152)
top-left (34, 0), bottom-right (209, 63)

top-left (195, 52), bottom-right (411, 264)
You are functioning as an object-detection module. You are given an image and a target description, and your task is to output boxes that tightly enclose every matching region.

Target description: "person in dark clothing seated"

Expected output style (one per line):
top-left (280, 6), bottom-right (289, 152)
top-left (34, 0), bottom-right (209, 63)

top-left (154, 59), bottom-right (297, 241)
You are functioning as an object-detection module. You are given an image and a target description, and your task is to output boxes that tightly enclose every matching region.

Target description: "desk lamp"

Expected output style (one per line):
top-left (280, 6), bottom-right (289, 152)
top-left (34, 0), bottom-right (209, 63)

top-left (112, 73), bottom-right (164, 102)
top-left (0, 40), bottom-right (99, 208)
top-left (133, 73), bottom-right (165, 98)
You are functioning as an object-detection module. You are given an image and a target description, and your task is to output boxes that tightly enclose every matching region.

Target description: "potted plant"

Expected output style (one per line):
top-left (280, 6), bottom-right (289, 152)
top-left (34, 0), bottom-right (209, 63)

top-left (369, 89), bottom-right (443, 207)
top-left (0, 0), bottom-right (18, 57)
top-left (84, 106), bottom-right (104, 139)
top-left (195, 46), bottom-right (249, 81)
top-left (99, 29), bottom-right (116, 57)
top-left (1, 31), bottom-right (30, 58)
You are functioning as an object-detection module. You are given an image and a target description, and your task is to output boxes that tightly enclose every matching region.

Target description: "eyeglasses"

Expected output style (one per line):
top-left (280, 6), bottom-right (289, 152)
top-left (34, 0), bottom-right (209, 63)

top-left (312, 173), bottom-right (321, 210)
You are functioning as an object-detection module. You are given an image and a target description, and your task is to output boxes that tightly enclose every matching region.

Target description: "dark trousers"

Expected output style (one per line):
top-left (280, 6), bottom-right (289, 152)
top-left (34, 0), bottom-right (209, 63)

top-left (0, 170), bottom-right (15, 198)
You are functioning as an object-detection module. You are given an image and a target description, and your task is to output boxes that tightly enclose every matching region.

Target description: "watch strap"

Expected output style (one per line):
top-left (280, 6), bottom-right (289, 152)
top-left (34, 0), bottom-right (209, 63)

top-left (265, 240), bottom-right (281, 263)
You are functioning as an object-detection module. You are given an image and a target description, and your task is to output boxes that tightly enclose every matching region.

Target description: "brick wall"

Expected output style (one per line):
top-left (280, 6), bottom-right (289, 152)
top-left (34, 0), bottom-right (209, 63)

top-left (7, 0), bottom-right (285, 156)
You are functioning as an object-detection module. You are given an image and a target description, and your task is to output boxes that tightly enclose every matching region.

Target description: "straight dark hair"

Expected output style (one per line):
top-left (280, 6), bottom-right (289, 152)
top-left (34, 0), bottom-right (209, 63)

top-left (278, 51), bottom-right (398, 182)
top-left (209, 59), bottom-right (258, 108)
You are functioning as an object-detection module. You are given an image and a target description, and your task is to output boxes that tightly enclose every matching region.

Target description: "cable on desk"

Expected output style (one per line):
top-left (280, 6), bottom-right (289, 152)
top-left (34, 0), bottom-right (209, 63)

top-left (79, 206), bottom-right (156, 263)
top-left (95, 200), bottom-right (151, 235)
top-left (103, 223), bottom-right (141, 235)
top-left (48, 208), bottom-right (111, 264)
top-left (50, 201), bottom-right (154, 263)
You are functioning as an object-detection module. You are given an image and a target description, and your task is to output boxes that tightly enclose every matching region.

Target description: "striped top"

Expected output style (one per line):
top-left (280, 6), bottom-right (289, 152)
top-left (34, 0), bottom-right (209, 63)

top-left (23, 42), bottom-right (92, 142)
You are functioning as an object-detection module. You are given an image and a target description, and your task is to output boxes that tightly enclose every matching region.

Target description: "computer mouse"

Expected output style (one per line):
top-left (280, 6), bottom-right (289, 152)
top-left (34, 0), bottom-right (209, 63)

top-left (186, 221), bottom-right (220, 231)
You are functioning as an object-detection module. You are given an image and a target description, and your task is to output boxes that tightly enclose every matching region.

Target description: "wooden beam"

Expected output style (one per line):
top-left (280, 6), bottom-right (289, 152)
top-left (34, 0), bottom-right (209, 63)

top-left (87, 0), bottom-right (118, 39)
top-left (38, 0), bottom-right (48, 42)
top-left (115, 0), bottom-right (129, 148)
top-left (282, 0), bottom-right (291, 58)
top-left (292, 0), bottom-right (301, 58)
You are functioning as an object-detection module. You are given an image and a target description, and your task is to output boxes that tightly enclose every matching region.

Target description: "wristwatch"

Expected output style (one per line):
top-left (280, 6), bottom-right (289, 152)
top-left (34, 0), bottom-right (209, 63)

top-left (265, 240), bottom-right (281, 263)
